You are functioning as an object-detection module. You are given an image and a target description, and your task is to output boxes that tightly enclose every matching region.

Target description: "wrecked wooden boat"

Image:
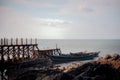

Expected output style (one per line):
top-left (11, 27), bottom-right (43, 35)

top-left (49, 50), bottom-right (100, 62)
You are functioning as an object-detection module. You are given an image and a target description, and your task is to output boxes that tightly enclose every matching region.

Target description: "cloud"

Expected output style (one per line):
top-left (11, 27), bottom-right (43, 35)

top-left (0, 6), bottom-right (71, 27)
top-left (8, 0), bottom-right (57, 8)
top-left (0, 0), bottom-right (120, 39)
top-left (56, 0), bottom-right (120, 16)
top-left (3, 0), bottom-right (120, 17)
top-left (0, 6), bottom-right (72, 38)
top-left (35, 18), bottom-right (72, 27)
top-left (55, 0), bottom-right (94, 16)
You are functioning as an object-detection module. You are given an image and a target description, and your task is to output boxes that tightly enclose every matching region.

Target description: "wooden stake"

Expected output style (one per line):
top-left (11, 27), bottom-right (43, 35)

top-left (4, 38), bottom-right (6, 45)
top-left (1, 38), bottom-right (3, 45)
top-left (16, 38), bottom-right (18, 45)
top-left (6, 38), bottom-right (8, 45)
top-left (11, 38), bottom-right (13, 45)
top-left (30, 38), bottom-right (32, 44)
top-left (26, 38), bottom-right (28, 44)
top-left (21, 38), bottom-right (23, 45)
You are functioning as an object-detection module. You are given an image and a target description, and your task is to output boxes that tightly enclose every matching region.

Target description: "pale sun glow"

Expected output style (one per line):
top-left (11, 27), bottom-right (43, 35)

top-left (41, 27), bottom-right (64, 39)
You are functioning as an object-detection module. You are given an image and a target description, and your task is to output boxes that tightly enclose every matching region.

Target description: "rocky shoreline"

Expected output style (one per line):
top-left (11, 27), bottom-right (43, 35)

top-left (55, 54), bottom-right (120, 80)
top-left (15, 54), bottom-right (120, 80)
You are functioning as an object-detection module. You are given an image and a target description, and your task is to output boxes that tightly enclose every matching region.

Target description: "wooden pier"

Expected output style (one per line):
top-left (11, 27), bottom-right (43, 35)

top-left (0, 38), bottom-right (61, 80)
top-left (0, 38), bottom-right (39, 80)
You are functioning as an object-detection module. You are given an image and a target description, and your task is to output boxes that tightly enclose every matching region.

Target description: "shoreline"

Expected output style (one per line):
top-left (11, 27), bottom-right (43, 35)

top-left (12, 53), bottom-right (120, 80)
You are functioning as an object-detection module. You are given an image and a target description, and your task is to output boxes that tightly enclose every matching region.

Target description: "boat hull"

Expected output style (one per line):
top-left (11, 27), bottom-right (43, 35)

top-left (49, 54), bottom-right (98, 62)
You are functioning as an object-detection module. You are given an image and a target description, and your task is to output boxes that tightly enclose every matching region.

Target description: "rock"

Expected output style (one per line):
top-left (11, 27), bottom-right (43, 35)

top-left (15, 54), bottom-right (120, 80)
top-left (98, 54), bottom-right (120, 71)
top-left (103, 54), bottom-right (111, 60)
top-left (54, 73), bottom-right (73, 80)
top-left (111, 54), bottom-right (120, 60)
top-left (55, 54), bottom-right (120, 80)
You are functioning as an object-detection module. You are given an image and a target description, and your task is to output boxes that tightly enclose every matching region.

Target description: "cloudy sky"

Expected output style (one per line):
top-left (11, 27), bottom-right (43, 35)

top-left (0, 0), bottom-right (120, 39)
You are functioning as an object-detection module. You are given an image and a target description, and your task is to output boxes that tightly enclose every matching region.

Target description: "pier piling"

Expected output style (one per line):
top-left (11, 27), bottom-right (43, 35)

top-left (0, 38), bottom-right (39, 80)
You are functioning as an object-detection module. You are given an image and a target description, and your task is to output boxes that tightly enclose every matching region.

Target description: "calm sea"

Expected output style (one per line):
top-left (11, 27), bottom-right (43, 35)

top-left (38, 39), bottom-right (120, 57)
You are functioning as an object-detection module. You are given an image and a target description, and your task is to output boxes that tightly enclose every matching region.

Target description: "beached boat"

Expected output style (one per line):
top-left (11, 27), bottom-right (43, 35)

top-left (49, 51), bottom-right (100, 62)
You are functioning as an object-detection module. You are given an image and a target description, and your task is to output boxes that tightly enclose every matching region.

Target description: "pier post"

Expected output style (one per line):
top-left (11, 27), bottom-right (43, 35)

top-left (30, 38), bottom-right (32, 44)
top-left (7, 46), bottom-right (10, 61)
top-left (12, 46), bottom-right (16, 62)
top-left (17, 46), bottom-right (20, 60)
top-left (16, 38), bottom-right (18, 45)
top-left (1, 46), bottom-right (4, 64)
top-left (1, 38), bottom-right (3, 45)
top-left (27, 46), bottom-right (30, 59)
top-left (0, 46), bottom-right (5, 80)
top-left (22, 46), bottom-right (25, 60)
top-left (6, 38), bottom-right (8, 45)
top-left (26, 38), bottom-right (28, 44)
top-left (11, 38), bottom-right (13, 45)
top-left (4, 38), bottom-right (6, 45)
top-left (21, 38), bottom-right (23, 45)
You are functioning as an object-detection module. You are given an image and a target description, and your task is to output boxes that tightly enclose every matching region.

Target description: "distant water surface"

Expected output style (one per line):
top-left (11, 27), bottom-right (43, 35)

top-left (38, 39), bottom-right (120, 57)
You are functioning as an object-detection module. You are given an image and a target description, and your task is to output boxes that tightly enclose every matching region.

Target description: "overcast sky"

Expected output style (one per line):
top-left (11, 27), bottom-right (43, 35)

top-left (0, 0), bottom-right (120, 39)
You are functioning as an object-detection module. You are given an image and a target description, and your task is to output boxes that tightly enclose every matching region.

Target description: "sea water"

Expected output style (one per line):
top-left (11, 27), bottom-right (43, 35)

top-left (38, 39), bottom-right (120, 57)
